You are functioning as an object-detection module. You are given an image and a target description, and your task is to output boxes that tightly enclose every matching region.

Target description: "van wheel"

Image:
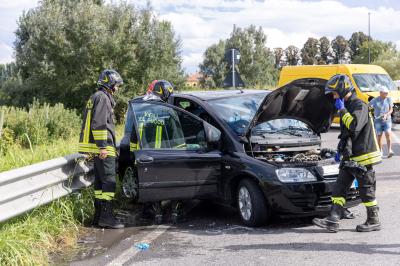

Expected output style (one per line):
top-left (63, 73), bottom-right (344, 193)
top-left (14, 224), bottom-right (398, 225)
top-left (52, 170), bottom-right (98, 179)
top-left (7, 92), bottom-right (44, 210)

top-left (122, 166), bottom-right (139, 201)
top-left (237, 179), bottom-right (269, 227)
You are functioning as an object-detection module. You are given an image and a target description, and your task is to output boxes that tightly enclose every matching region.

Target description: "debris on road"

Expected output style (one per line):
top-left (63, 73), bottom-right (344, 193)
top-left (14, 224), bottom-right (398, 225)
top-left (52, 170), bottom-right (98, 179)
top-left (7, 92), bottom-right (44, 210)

top-left (135, 243), bottom-right (150, 250)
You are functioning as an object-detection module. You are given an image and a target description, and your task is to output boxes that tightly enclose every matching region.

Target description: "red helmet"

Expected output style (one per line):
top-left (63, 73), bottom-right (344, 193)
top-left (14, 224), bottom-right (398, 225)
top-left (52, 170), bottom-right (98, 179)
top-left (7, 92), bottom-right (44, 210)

top-left (143, 80), bottom-right (174, 102)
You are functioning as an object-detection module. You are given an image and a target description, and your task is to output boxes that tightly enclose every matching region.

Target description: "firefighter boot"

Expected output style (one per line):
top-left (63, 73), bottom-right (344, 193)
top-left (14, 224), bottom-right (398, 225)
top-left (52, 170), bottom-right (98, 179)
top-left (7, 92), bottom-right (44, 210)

top-left (98, 201), bottom-right (125, 229)
top-left (342, 208), bottom-right (356, 219)
top-left (171, 201), bottom-right (186, 224)
top-left (312, 204), bottom-right (342, 232)
top-left (92, 199), bottom-right (102, 226)
top-left (356, 206), bottom-right (381, 232)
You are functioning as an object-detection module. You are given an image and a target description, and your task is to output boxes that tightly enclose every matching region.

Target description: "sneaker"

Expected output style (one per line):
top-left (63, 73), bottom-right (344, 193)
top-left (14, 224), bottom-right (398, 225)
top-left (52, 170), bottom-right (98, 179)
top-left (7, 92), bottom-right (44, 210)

top-left (388, 151), bottom-right (394, 158)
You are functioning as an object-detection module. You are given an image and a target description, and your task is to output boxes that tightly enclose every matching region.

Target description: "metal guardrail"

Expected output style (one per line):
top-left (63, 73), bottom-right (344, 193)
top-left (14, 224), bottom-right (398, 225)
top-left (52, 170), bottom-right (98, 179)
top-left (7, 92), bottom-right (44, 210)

top-left (0, 153), bottom-right (93, 223)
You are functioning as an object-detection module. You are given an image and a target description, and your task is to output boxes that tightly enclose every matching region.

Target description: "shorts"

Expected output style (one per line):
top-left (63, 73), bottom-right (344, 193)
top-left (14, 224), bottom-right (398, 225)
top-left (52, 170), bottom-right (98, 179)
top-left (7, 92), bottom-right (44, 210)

top-left (374, 119), bottom-right (392, 134)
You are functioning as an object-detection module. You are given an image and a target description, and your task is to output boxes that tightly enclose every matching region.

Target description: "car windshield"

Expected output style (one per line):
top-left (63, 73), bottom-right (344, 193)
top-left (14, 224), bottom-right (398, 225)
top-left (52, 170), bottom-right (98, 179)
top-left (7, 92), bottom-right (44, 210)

top-left (253, 119), bottom-right (313, 136)
top-left (207, 92), bottom-right (267, 135)
top-left (352, 74), bottom-right (397, 92)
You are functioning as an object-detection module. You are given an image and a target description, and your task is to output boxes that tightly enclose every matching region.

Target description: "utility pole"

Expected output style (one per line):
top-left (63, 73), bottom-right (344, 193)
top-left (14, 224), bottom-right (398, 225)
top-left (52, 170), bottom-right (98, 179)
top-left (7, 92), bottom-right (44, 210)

top-left (368, 12), bottom-right (371, 64)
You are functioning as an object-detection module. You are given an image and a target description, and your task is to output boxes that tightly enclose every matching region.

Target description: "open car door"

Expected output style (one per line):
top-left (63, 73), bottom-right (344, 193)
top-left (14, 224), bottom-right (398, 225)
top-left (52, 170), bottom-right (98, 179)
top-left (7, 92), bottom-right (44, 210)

top-left (129, 100), bottom-right (222, 202)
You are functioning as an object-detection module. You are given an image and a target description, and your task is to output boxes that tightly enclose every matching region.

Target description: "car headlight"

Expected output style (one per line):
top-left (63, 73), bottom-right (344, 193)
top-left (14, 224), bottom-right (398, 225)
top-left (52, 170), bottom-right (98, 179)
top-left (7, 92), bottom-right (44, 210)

top-left (275, 168), bottom-right (317, 183)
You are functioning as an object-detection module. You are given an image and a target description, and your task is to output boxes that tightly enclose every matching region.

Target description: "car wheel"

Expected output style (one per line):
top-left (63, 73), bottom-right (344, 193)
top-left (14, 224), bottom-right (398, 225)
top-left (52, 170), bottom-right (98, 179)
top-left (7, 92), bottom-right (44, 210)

top-left (237, 179), bottom-right (269, 227)
top-left (122, 166), bottom-right (139, 200)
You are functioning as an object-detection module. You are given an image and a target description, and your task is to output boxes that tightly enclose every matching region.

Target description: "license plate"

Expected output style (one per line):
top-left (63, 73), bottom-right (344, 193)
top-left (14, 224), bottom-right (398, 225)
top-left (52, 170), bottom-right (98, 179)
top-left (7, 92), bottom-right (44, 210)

top-left (351, 179), bottom-right (358, 188)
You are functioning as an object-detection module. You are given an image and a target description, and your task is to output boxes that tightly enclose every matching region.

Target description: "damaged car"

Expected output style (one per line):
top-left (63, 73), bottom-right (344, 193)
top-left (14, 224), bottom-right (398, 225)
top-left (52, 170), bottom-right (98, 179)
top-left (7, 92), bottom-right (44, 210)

top-left (119, 78), bottom-right (360, 227)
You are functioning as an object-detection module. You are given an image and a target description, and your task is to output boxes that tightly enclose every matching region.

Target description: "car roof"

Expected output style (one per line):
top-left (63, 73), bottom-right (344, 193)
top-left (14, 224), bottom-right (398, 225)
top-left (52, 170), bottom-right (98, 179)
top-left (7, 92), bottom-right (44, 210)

top-left (173, 89), bottom-right (269, 101)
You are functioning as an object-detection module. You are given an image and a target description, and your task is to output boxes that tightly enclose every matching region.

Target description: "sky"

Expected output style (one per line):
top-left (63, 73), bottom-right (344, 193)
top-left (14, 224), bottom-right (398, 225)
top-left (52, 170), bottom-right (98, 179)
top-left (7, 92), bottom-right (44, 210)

top-left (1, 0), bottom-right (400, 74)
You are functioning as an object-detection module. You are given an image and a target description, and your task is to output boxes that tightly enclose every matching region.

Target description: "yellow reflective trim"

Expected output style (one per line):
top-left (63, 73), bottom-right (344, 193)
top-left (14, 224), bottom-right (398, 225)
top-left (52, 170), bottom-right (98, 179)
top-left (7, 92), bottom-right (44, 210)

top-left (357, 156), bottom-right (382, 166)
top-left (138, 123), bottom-right (144, 140)
top-left (155, 125), bottom-right (162, 149)
top-left (331, 197), bottom-right (346, 206)
top-left (78, 143), bottom-right (116, 157)
top-left (102, 192), bottom-right (115, 201)
top-left (83, 110), bottom-right (91, 143)
top-left (94, 190), bottom-right (102, 195)
top-left (130, 142), bottom-right (139, 151)
top-left (363, 200), bottom-right (377, 207)
top-left (351, 151), bottom-right (381, 162)
top-left (92, 130), bottom-right (107, 140)
top-left (328, 79), bottom-right (339, 89)
top-left (345, 117), bottom-right (353, 129)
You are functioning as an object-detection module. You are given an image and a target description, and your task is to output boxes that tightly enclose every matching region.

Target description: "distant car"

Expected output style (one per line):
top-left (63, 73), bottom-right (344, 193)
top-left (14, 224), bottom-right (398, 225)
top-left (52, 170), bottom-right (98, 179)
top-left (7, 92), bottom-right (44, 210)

top-left (118, 78), bottom-right (360, 227)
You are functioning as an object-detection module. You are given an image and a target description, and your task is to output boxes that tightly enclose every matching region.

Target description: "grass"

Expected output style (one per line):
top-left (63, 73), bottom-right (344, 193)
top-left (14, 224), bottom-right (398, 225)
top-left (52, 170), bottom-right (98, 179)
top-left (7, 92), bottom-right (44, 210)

top-left (0, 189), bottom-right (94, 266)
top-left (0, 125), bottom-right (125, 265)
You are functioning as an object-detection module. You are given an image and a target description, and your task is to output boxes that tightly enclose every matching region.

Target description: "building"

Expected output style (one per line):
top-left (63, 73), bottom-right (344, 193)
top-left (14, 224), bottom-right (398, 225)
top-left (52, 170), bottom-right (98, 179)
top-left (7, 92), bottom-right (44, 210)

top-left (185, 72), bottom-right (202, 88)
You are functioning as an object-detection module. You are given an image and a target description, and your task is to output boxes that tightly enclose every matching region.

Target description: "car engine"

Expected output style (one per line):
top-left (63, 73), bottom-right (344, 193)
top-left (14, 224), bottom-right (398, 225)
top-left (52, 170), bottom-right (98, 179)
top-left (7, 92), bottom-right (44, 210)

top-left (253, 149), bottom-right (336, 163)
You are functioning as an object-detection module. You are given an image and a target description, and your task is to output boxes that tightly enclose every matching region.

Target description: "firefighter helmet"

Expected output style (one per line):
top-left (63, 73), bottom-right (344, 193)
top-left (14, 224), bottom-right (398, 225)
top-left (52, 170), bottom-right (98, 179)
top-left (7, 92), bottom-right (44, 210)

top-left (97, 69), bottom-right (123, 92)
top-left (143, 80), bottom-right (174, 102)
top-left (325, 74), bottom-right (354, 99)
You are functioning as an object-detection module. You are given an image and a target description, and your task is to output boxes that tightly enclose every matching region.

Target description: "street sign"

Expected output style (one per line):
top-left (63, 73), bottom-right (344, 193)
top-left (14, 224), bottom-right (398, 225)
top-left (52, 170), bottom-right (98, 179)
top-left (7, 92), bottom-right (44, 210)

top-left (223, 48), bottom-right (245, 88)
top-left (224, 49), bottom-right (241, 65)
top-left (223, 67), bottom-right (245, 87)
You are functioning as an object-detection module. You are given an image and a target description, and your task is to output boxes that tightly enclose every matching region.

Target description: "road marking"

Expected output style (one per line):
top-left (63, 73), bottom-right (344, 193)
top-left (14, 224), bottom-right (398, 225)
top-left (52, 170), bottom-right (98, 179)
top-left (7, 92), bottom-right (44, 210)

top-left (107, 225), bottom-right (170, 266)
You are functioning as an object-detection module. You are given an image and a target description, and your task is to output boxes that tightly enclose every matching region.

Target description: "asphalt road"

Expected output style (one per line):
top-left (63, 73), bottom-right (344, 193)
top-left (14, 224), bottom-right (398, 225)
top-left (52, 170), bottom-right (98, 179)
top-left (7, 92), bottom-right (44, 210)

top-left (69, 127), bottom-right (400, 266)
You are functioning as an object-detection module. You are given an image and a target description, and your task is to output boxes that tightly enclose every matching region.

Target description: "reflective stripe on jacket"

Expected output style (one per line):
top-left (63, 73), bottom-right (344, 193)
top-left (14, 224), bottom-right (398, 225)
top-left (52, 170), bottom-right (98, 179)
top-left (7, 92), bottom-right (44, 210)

top-left (339, 95), bottom-right (382, 166)
top-left (78, 88), bottom-right (117, 157)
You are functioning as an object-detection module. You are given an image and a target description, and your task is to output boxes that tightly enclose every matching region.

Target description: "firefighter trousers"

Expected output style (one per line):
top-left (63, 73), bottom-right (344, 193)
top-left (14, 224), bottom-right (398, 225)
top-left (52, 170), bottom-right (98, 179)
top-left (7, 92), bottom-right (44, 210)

top-left (94, 156), bottom-right (117, 201)
top-left (332, 164), bottom-right (377, 207)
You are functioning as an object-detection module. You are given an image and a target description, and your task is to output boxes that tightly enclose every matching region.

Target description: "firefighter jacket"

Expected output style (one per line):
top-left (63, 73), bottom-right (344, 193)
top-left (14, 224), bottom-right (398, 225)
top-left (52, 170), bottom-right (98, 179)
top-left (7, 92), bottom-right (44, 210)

top-left (78, 88), bottom-right (117, 157)
top-left (338, 94), bottom-right (381, 166)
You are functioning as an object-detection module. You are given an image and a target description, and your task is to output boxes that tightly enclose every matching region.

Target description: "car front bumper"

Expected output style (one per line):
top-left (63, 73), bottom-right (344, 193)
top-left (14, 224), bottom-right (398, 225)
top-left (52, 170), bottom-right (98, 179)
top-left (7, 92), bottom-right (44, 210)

top-left (263, 178), bottom-right (361, 218)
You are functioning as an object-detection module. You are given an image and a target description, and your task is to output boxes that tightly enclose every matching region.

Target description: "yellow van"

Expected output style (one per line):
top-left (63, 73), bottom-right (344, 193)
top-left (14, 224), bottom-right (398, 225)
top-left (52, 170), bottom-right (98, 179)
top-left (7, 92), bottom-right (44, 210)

top-left (278, 64), bottom-right (400, 123)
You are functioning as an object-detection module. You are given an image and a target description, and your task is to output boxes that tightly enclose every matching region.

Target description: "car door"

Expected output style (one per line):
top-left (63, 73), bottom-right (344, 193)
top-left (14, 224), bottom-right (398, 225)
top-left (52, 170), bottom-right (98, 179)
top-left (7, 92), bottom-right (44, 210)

top-left (131, 100), bottom-right (222, 202)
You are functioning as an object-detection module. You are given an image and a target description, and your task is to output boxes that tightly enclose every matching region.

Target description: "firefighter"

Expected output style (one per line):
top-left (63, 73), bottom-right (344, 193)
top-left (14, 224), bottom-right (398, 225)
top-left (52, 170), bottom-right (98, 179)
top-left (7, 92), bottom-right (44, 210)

top-left (79, 69), bottom-right (124, 229)
top-left (313, 74), bottom-right (382, 233)
top-left (130, 80), bottom-right (185, 224)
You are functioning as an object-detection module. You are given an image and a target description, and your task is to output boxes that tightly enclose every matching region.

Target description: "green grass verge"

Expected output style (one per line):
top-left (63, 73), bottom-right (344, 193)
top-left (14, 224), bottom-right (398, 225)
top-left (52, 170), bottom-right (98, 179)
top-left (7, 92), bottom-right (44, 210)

top-left (0, 189), bottom-right (94, 266)
top-left (0, 125), bottom-right (125, 265)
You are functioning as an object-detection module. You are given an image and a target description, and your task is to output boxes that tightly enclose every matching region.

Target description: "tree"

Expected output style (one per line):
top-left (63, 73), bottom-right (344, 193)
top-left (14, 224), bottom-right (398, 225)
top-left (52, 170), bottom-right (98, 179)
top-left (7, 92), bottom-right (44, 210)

top-left (301, 38), bottom-right (320, 65)
top-left (10, 0), bottom-right (184, 115)
top-left (352, 40), bottom-right (396, 64)
top-left (199, 40), bottom-right (226, 88)
top-left (199, 25), bottom-right (278, 88)
top-left (273, 47), bottom-right (284, 68)
top-left (319, 36), bottom-right (333, 64)
top-left (349, 31), bottom-right (369, 60)
top-left (373, 50), bottom-right (400, 80)
top-left (331, 35), bottom-right (351, 64)
top-left (284, 45), bottom-right (301, 66)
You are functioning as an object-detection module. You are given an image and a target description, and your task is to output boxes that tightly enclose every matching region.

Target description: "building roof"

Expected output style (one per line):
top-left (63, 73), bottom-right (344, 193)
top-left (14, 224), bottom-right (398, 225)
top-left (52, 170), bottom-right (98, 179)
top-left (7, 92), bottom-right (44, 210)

top-left (186, 72), bottom-right (203, 83)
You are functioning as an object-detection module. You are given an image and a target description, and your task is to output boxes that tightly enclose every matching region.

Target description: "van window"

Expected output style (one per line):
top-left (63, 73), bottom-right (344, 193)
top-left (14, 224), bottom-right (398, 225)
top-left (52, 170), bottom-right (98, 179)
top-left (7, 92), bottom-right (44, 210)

top-left (353, 74), bottom-right (397, 92)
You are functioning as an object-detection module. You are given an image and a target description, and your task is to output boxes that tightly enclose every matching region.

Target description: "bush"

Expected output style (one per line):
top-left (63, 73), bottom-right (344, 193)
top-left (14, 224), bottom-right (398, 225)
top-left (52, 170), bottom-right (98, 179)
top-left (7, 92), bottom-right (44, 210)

top-left (0, 100), bottom-right (81, 150)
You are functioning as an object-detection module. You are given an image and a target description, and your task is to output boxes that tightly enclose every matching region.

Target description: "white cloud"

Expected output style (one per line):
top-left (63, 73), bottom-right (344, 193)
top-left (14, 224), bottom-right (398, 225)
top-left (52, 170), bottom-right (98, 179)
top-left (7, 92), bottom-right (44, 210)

top-left (0, 42), bottom-right (13, 64)
top-left (137, 0), bottom-right (400, 73)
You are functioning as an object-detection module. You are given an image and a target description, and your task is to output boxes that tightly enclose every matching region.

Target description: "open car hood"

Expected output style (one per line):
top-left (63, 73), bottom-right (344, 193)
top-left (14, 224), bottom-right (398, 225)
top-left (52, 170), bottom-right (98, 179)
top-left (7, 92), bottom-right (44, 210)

top-left (245, 78), bottom-right (335, 137)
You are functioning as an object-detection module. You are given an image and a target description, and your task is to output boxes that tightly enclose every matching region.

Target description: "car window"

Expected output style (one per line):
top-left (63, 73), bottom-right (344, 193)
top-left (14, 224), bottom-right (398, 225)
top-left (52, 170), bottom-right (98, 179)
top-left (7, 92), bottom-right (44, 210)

top-left (174, 97), bottom-right (216, 126)
top-left (253, 119), bottom-right (314, 136)
top-left (132, 102), bottom-right (207, 150)
top-left (352, 74), bottom-right (397, 92)
top-left (207, 93), bottom-right (267, 135)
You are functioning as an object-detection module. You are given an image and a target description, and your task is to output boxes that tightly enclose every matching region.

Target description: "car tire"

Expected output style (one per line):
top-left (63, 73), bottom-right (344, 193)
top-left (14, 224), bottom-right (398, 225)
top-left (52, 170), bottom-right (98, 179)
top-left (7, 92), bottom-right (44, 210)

top-left (237, 179), bottom-right (269, 227)
top-left (121, 166), bottom-right (139, 201)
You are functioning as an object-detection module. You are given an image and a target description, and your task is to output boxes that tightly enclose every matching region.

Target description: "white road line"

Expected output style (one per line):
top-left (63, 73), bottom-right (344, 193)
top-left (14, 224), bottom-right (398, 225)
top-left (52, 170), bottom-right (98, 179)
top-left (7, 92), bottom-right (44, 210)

top-left (107, 225), bottom-right (171, 266)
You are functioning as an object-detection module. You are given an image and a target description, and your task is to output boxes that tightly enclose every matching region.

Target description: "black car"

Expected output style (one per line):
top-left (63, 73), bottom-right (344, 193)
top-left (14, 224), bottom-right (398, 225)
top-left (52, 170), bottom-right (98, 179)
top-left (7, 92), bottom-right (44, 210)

top-left (119, 78), bottom-right (360, 226)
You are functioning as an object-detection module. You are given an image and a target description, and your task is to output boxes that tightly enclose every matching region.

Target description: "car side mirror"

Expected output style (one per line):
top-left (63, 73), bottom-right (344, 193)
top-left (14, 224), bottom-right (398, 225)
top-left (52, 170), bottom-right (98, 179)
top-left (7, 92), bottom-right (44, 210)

top-left (203, 121), bottom-right (221, 146)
